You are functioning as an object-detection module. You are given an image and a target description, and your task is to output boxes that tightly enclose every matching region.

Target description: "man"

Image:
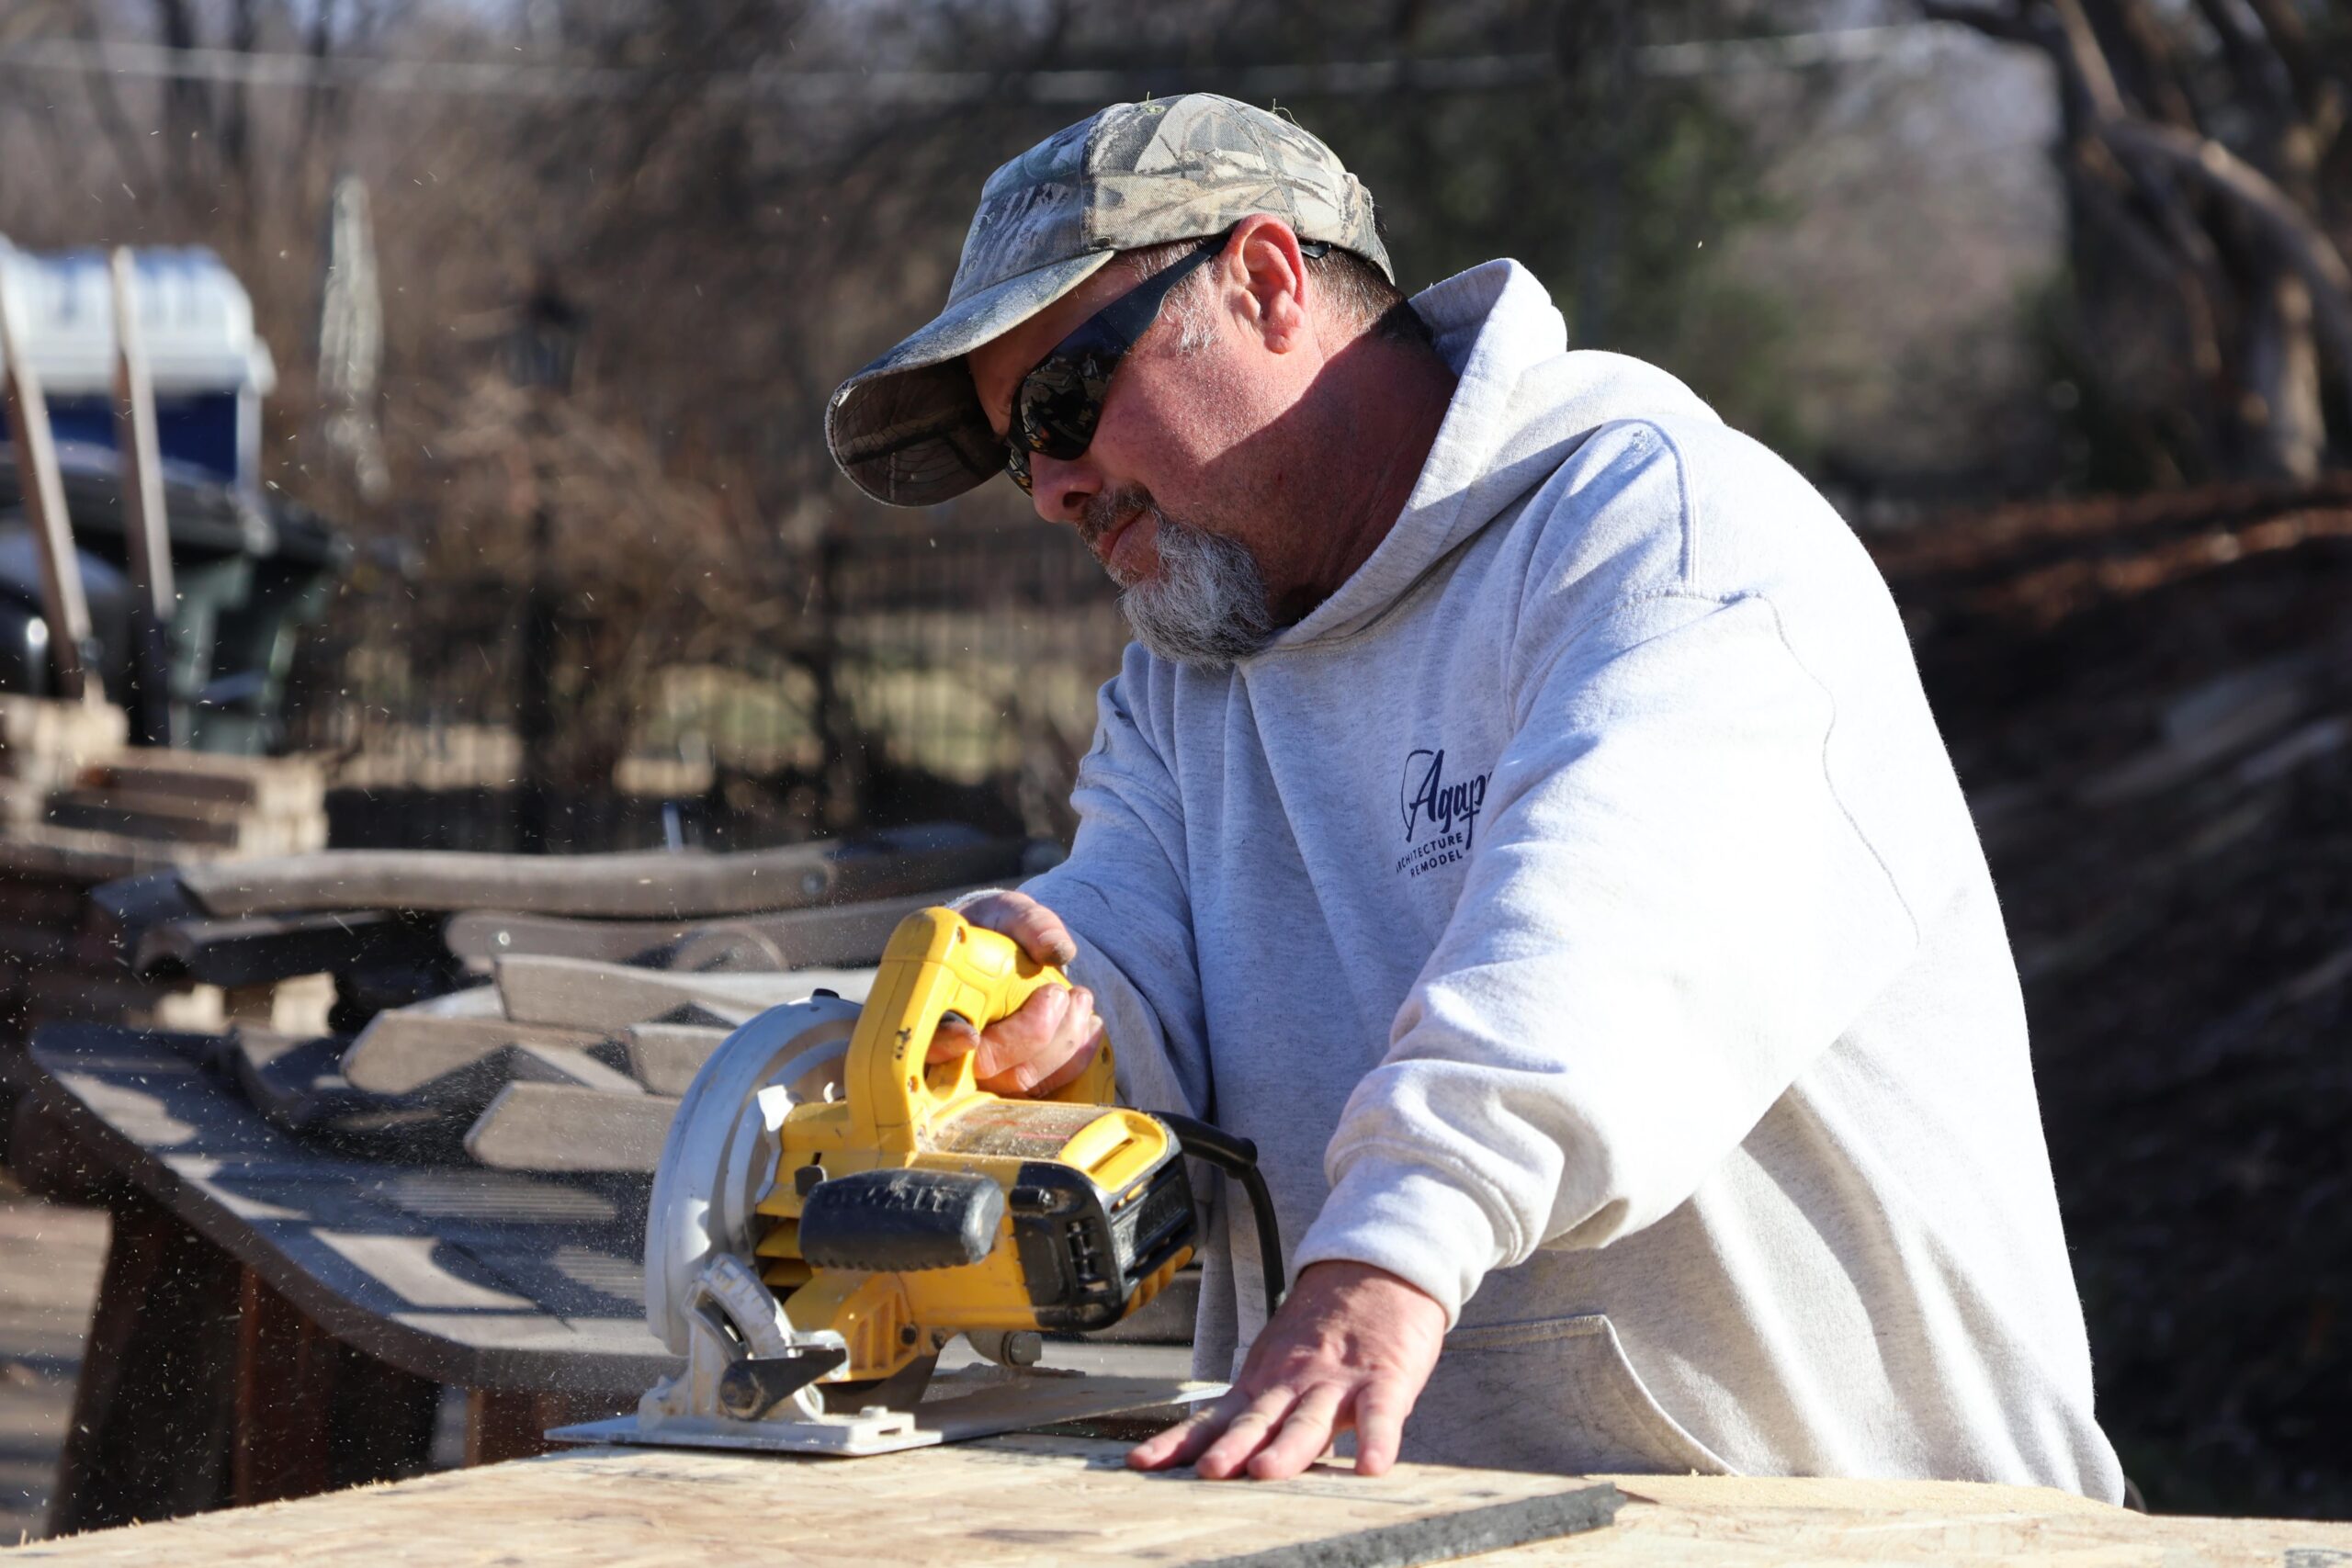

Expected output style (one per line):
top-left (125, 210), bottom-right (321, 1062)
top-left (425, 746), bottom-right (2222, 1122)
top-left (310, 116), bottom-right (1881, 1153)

top-left (825, 94), bottom-right (2124, 1497)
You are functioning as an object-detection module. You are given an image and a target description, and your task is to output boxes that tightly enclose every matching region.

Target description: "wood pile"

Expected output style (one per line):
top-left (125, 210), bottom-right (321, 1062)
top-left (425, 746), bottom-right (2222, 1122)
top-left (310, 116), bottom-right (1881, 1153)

top-left (1873, 478), bottom-right (2352, 1519)
top-left (73, 826), bottom-right (1046, 1162)
top-left (0, 697), bottom-right (334, 1053)
top-left (60, 822), bottom-right (1194, 1328)
top-left (11, 826), bottom-right (1191, 1529)
top-left (72, 824), bottom-right (1065, 1182)
top-left (1, 695), bottom-right (327, 858)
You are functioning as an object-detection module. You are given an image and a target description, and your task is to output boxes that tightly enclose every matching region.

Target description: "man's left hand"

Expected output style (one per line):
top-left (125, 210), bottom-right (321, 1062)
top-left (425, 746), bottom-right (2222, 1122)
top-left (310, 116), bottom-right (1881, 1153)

top-left (1127, 1259), bottom-right (1446, 1480)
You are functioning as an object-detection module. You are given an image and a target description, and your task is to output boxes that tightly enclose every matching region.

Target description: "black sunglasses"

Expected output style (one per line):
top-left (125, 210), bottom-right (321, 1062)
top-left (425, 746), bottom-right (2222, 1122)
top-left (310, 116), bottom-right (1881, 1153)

top-left (1004, 231), bottom-right (1329, 493)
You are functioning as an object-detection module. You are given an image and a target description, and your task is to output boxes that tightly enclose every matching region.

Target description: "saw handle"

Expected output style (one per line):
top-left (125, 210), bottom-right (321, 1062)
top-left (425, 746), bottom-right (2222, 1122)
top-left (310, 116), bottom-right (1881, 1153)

top-left (850, 908), bottom-right (1117, 1150)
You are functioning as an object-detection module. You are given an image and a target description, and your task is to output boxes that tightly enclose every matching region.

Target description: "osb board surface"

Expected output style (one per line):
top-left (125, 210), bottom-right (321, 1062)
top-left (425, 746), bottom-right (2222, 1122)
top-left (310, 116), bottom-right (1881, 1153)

top-left (11, 1438), bottom-right (2352, 1567)
top-left (10, 1437), bottom-right (1611, 1565)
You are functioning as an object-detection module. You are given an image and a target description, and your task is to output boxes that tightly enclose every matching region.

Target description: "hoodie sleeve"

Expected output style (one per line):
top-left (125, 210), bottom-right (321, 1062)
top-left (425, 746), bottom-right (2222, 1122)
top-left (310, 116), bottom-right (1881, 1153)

top-left (1017, 660), bottom-right (1216, 1122)
top-left (1291, 586), bottom-right (1920, 1323)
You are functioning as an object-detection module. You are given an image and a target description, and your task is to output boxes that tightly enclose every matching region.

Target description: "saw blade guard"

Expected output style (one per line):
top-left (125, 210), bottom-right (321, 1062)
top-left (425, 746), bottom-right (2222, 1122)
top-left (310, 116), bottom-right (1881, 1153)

top-left (643, 993), bottom-right (863, 1356)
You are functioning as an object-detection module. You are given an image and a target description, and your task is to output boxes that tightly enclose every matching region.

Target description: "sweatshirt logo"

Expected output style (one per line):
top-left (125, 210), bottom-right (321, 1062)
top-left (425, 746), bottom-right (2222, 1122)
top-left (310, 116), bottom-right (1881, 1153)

top-left (1395, 748), bottom-right (1489, 880)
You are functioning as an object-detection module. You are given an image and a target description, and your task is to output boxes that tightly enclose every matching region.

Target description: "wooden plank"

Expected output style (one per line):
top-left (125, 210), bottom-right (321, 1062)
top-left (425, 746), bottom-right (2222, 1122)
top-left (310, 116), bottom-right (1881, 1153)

top-left (492, 953), bottom-right (872, 1031)
top-left (171, 828), bottom-right (1032, 919)
top-left (462, 1083), bottom-right (678, 1173)
top-left (0, 829), bottom-right (185, 885)
top-left (442, 887), bottom-right (988, 971)
top-left (42, 791), bottom-right (327, 855)
top-left (86, 752), bottom-right (323, 817)
top-left (132, 909), bottom-right (448, 988)
top-left (42, 792), bottom-right (245, 848)
top-left (13, 1437), bottom-right (1633, 1566)
top-left (20, 969), bottom-right (208, 1033)
top-left (510, 1043), bottom-right (644, 1096)
top-left (617, 1022), bottom-right (730, 1096)
top-left (0, 696), bottom-right (127, 771)
top-left (339, 1013), bottom-right (608, 1100)
top-left (442, 910), bottom-right (701, 967)
top-left (0, 827), bottom-right (222, 879)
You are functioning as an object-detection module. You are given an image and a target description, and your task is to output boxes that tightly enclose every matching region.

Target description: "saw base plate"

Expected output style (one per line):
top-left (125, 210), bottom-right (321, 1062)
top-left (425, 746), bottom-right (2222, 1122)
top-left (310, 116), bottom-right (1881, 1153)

top-left (548, 1369), bottom-right (1226, 1458)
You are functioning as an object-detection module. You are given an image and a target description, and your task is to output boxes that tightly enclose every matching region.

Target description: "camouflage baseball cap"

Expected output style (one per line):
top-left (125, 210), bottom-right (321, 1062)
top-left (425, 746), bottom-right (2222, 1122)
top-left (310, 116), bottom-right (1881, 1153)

top-left (826, 94), bottom-right (1390, 507)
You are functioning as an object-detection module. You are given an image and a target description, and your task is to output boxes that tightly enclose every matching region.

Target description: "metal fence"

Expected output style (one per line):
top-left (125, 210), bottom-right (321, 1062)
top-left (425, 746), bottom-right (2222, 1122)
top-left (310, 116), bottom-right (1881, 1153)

top-left (281, 517), bottom-right (1130, 852)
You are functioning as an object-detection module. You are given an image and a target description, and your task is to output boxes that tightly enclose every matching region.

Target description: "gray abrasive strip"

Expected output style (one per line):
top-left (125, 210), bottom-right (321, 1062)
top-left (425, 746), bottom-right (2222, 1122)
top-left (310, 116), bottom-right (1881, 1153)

top-left (1193, 1481), bottom-right (1623, 1568)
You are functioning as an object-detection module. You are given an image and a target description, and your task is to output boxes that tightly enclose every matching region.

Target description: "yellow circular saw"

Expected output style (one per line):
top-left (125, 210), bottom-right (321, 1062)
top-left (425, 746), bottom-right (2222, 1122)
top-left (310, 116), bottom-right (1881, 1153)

top-left (585, 907), bottom-right (1266, 1457)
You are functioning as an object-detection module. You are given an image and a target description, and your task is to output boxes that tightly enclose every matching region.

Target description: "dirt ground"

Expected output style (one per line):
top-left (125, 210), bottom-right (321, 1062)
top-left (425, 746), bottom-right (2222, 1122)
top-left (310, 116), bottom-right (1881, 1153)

top-left (1880, 479), bottom-right (2352, 1520)
top-left (0, 1175), bottom-right (107, 1545)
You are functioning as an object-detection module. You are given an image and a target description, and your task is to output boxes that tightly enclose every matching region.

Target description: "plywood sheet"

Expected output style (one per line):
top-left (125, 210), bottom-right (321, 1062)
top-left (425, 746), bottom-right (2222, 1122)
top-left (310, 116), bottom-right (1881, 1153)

top-left (12, 1441), bottom-right (2352, 1567)
top-left (4, 1437), bottom-right (1622, 1566)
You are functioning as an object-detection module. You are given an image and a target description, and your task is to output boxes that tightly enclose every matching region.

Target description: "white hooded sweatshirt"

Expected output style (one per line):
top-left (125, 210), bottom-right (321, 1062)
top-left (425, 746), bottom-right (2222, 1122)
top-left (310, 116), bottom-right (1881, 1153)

top-left (1017, 259), bottom-right (2124, 1497)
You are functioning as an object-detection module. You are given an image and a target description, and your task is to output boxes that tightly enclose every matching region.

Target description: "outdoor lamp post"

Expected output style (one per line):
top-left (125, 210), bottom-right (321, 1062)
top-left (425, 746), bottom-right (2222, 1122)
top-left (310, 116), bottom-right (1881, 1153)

top-left (506, 269), bottom-right (582, 855)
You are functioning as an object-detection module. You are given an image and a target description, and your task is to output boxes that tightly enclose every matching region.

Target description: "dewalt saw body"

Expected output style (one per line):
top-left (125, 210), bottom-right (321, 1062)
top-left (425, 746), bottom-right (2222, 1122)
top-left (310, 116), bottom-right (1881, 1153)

top-left (555, 907), bottom-right (1279, 1457)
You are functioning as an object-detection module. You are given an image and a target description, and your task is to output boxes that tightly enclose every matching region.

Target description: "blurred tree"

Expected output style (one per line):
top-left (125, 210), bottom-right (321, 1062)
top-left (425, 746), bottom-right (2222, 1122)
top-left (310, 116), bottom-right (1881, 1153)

top-left (1924, 0), bottom-right (2352, 485)
top-left (0, 0), bottom-right (1814, 810)
top-left (503, 0), bottom-right (1807, 530)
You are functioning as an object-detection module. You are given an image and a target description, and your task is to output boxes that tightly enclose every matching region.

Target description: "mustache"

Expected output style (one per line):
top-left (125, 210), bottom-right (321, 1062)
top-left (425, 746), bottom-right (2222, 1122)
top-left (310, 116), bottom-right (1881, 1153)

top-left (1079, 486), bottom-right (1154, 556)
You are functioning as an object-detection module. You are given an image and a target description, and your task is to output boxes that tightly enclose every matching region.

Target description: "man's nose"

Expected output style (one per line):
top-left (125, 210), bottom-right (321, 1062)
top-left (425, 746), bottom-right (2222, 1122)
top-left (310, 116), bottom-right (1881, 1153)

top-left (1029, 452), bottom-right (1097, 525)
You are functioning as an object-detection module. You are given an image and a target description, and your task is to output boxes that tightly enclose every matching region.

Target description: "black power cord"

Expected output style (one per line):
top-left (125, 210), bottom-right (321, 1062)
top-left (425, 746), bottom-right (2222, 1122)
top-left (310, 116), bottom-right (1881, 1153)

top-left (1155, 1111), bottom-right (1286, 1315)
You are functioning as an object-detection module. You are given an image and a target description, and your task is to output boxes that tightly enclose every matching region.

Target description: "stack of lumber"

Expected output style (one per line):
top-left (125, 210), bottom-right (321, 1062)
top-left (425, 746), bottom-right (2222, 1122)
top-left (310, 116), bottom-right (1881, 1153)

top-left (0, 698), bottom-right (334, 1052)
top-left (47, 750), bottom-right (327, 857)
top-left (0, 695), bottom-right (326, 863)
top-left (0, 695), bottom-right (129, 833)
top-left (3, 825), bottom-right (1043, 1152)
top-left (227, 945), bottom-right (881, 1172)
top-left (78, 825), bottom-right (1056, 1179)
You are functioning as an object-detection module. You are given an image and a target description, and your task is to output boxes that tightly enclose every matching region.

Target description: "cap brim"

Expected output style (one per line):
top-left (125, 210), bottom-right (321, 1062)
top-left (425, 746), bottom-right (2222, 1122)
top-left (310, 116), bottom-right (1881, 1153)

top-left (827, 250), bottom-right (1116, 507)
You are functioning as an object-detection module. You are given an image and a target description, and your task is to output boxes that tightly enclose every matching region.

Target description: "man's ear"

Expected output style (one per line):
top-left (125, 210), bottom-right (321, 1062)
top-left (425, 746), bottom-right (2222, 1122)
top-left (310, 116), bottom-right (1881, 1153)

top-left (1228, 214), bottom-right (1311, 354)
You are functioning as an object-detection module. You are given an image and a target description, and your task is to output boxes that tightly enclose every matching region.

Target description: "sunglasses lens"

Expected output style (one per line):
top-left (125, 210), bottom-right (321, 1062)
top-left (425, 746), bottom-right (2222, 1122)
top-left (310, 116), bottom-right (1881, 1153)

top-left (1019, 358), bottom-right (1102, 457)
top-left (1004, 443), bottom-right (1033, 494)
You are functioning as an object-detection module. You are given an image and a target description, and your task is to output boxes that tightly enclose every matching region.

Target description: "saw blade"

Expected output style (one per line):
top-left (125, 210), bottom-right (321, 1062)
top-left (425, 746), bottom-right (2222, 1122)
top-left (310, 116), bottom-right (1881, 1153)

top-left (643, 993), bottom-right (862, 1356)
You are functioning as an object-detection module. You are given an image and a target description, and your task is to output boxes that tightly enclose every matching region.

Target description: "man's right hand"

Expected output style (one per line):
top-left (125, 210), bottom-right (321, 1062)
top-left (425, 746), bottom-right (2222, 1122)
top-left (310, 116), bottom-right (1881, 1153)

top-left (929, 890), bottom-right (1105, 1097)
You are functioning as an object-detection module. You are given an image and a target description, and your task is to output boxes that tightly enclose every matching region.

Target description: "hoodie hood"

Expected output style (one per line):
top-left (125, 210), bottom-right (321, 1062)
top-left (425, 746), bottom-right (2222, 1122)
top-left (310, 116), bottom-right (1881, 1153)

top-left (1273, 259), bottom-right (1720, 649)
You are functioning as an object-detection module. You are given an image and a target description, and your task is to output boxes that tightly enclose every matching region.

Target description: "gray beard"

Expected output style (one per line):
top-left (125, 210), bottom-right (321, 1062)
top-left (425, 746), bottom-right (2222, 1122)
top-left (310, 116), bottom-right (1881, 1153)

top-left (1112, 505), bottom-right (1276, 668)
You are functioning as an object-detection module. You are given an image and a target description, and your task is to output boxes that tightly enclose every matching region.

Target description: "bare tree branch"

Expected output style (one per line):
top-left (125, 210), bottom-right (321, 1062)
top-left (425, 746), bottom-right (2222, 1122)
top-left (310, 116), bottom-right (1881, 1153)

top-left (1917, 0), bottom-right (2040, 47)
top-left (2085, 0), bottom-right (2199, 132)
top-left (2101, 116), bottom-right (2352, 412)
top-left (68, 7), bottom-right (163, 201)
